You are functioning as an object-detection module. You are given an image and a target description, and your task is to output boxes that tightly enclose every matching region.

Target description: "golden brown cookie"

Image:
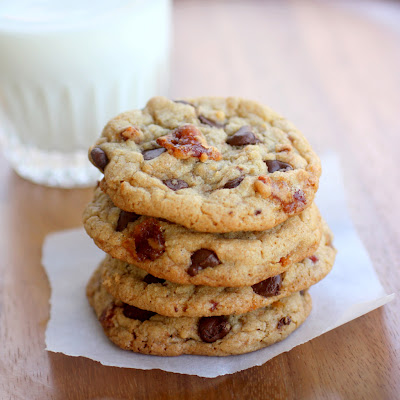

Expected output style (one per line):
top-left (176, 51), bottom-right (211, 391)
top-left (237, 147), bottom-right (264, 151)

top-left (99, 222), bottom-right (334, 317)
top-left (87, 267), bottom-right (312, 356)
top-left (89, 96), bottom-right (321, 233)
top-left (83, 188), bottom-right (322, 286)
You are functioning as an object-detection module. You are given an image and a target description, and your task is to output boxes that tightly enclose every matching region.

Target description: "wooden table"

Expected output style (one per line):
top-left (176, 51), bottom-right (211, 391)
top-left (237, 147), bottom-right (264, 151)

top-left (1, 1), bottom-right (399, 398)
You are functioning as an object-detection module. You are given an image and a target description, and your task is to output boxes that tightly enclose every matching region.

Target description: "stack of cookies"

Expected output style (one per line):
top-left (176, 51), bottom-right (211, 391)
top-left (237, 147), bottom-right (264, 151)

top-left (83, 97), bottom-right (336, 356)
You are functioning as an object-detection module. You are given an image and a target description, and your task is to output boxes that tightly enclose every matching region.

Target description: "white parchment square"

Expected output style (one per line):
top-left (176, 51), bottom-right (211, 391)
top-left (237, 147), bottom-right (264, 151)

top-left (42, 154), bottom-right (394, 378)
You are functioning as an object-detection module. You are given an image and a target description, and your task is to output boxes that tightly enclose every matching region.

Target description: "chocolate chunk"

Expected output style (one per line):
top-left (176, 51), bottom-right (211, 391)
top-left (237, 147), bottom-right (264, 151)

top-left (122, 303), bottom-right (156, 321)
top-left (198, 316), bottom-right (230, 343)
top-left (142, 147), bottom-right (167, 160)
top-left (174, 100), bottom-right (194, 107)
top-left (254, 209), bottom-right (262, 215)
top-left (300, 290), bottom-right (306, 296)
top-left (187, 249), bottom-right (221, 276)
top-left (277, 316), bottom-right (292, 329)
top-left (199, 115), bottom-right (224, 128)
top-left (252, 275), bottom-right (282, 297)
top-left (223, 176), bottom-right (244, 189)
top-left (163, 179), bottom-right (189, 191)
top-left (226, 126), bottom-right (260, 146)
top-left (143, 274), bottom-right (165, 285)
top-left (116, 210), bottom-right (140, 232)
top-left (265, 160), bottom-right (293, 173)
top-left (90, 147), bottom-right (109, 172)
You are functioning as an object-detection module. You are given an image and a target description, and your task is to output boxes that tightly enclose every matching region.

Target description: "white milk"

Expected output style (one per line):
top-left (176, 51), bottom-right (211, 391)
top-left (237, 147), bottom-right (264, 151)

top-left (0, 0), bottom-right (171, 187)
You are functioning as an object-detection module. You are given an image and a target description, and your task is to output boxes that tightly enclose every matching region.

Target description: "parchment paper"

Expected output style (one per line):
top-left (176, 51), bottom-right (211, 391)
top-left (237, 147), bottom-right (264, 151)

top-left (43, 154), bottom-right (394, 378)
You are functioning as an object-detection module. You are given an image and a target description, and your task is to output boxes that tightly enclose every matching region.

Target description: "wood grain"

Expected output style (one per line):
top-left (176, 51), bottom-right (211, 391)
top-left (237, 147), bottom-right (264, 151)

top-left (0, 1), bottom-right (399, 399)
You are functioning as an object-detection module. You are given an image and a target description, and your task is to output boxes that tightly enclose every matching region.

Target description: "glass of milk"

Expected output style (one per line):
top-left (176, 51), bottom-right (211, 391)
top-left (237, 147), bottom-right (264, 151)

top-left (0, 0), bottom-right (171, 187)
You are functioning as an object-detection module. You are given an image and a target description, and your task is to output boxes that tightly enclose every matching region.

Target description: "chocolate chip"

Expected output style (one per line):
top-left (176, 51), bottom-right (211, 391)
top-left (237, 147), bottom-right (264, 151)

top-left (187, 249), bottom-right (221, 276)
top-left (174, 100), bottom-right (194, 107)
top-left (142, 148), bottom-right (166, 160)
top-left (265, 160), bottom-right (293, 173)
top-left (277, 316), bottom-right (291, 329)
top-left (254, 209), bottom-right (262, 215)
top-left (90, 147), bottom-right (109, 172)
top-left (198, 316), bottom-right (230, 343)
top-left (163, 179), bottom-right (189, 191)
top-left (116, 210), bottom-right (140, 232)
top-left (223, 176), bottom-right (244, 189)
top-left (252, 275), bottom-right (282, 297)
top-left (122, 303), bottom-right (156, 321)
top-left (226, 126), bottom-right (260, 146)
top-left (300, 290), bottom-right (306, 296)
top-left (198, 115), bottom-right (224, 128)
top-left (143, 274), bottom-right (165, 285)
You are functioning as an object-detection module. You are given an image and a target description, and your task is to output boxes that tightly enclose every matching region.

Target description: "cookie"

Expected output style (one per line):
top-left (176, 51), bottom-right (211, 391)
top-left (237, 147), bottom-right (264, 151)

top-left (83, 188), bottom-right (322, 286)
top-left (89, 96), bottom-right (321, 233)
top-left (87, 267), bottom-right (312, 356)
top-left (99, 223), bottom-right (333, 317)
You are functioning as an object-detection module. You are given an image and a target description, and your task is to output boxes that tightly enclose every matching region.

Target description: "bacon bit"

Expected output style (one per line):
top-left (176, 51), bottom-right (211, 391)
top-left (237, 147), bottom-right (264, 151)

top-left (277, 316), bottom-right (291, 329)
top-left (254, 176), bottom-right (307, 215)
top-left (156, 124), bottom-right (222, 162)
top-left (284, 189), bottom-right (307, 214)
top-left (122, 218), bottom-right (165, 262)
top-left (279, 254), bottom-right (292, 267)
top-left (120, 126), bottom-right (144, 143)
top-left (99, 305), bottom-right (116, 328)
top-left (209, 301), bottom-right (219, 311)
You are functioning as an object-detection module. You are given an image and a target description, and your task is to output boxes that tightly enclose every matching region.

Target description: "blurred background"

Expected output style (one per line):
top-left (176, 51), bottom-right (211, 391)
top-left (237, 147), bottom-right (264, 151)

top-left (170, 0), bottom-right (399, 156)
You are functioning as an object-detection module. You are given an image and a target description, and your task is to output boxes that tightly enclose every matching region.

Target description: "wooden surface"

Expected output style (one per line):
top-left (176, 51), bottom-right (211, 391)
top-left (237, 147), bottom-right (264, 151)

top-left (1, 1), bottom-right (399, 399)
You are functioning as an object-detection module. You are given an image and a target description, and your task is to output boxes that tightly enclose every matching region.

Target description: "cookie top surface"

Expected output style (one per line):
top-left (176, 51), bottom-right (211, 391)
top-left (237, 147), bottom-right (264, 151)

top-left (90, 96), bottom-right (321, 233)
top-left (83, 188), bottom-right (322, 286)
top-left (87, 268), bottom-right (312, 356)
top-left (100, 222), bottom-right (335, 317)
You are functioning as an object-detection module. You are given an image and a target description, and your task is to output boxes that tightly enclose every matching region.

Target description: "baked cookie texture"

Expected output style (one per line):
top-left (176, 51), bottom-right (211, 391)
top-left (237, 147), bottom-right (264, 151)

top-left (89, 96), bottom-right (321, 233)
top-left (100, 222), bottom-right (335, 317)
top-left (83, 188), bottom-right (322, 286)
top-left (87, 267), bottom-right (312, 356)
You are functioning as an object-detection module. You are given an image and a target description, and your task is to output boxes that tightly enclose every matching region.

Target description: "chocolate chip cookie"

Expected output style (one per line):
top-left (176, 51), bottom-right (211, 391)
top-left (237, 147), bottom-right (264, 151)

top-left (89, 96), bottom-right (321, 233)
top-left (87, 267), bottom-right (312, 356)
top-left (99, 222), bottom-right (334, 317)
top-left (83, 188), bottom-right (322, 286)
